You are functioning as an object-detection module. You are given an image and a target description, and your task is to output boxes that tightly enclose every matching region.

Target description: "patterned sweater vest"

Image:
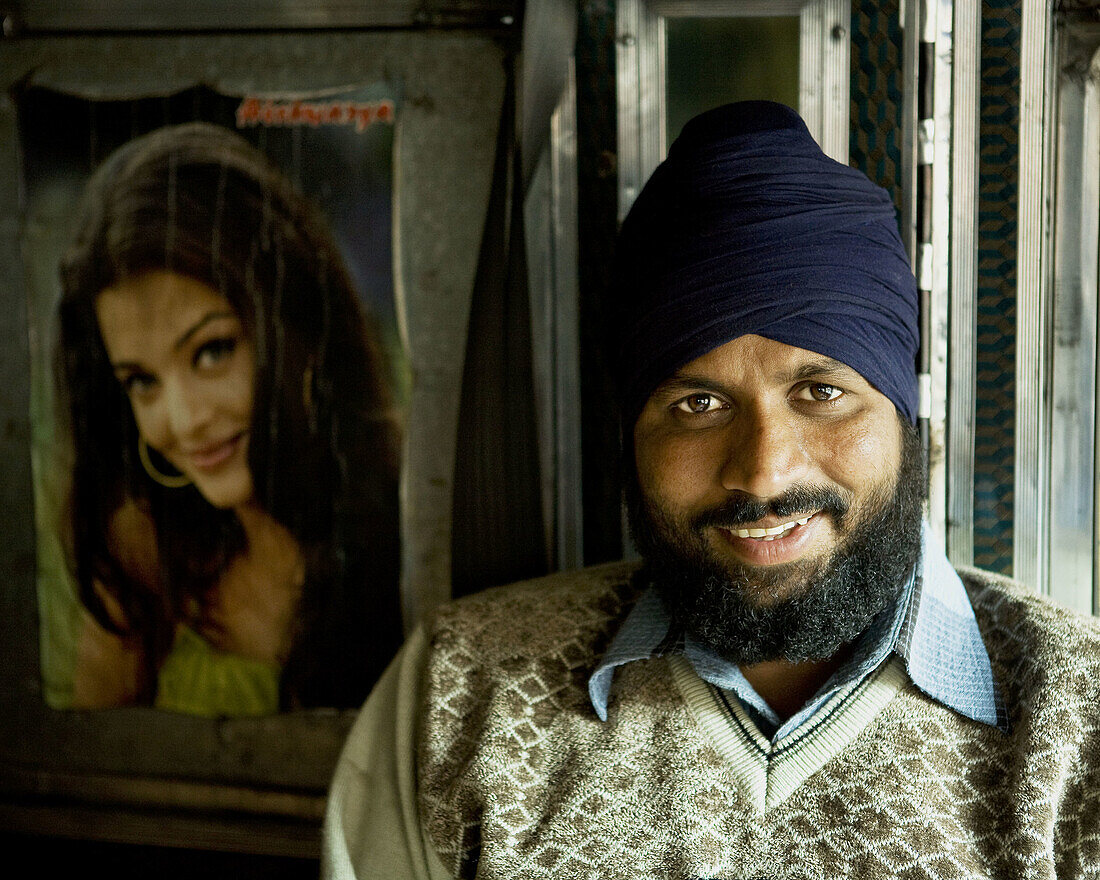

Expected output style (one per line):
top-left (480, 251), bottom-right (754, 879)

top-left (416, 561), bottom-right (1100, 879)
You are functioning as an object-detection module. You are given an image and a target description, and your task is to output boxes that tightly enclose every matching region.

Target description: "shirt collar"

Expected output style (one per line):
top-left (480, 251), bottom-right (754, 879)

top-left (588, 523), bottom-right (1007, 731)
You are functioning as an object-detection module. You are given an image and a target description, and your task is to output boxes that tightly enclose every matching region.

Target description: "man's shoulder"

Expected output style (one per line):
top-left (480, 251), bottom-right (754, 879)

top-left (957, 564), bottom-right (1100, 645)
top-left (956, 565), bottom-right (1100, 693)
top-left (426, 560), bottom-right (644, 665)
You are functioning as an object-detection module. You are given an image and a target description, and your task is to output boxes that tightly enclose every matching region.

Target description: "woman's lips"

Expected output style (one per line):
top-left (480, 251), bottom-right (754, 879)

top-left (714, 512), bottom-right (822, 565)
top-left (181, 433), bottom-right (247, 472)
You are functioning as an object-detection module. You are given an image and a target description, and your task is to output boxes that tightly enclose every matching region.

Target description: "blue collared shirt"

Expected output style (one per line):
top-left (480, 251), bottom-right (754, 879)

top-left (588, 523), bottom-right (1008, 738)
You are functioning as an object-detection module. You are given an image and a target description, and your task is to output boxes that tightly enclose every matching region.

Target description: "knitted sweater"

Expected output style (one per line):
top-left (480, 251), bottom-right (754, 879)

top-left (323, 561), bottom-right (1100, 879)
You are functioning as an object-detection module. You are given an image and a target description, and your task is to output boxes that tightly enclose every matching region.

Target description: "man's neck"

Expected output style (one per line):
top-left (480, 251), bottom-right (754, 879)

top-left (739, 654), bottom-right (846, 722)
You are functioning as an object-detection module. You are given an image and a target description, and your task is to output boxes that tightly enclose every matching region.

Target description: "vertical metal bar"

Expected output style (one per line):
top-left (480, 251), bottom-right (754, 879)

top-left (946, 0), bottom-right (979, 565)
top-left (616, 0), bottom-right (664, 221)
top-left (820, 0), bottom-right (850, 162)
top-left (800, 0), bottom-right (825, 144)
top-left (1014, 0), bottom-right (1053, 591)
top-left (1049, 37), bottom-right (1098, 616)
top-left (925, 0), bottom-right (951, 546)
top-left (900, 0), bottom-right (921, 264)
top-left (524, 150), bottom-right (557, 566)
top-left (1090, 50), bottom-right (1100, 615)
top-left (551, 59), bottom-right (584, 571)
top-left (800, 0), bottom-right (850, 161)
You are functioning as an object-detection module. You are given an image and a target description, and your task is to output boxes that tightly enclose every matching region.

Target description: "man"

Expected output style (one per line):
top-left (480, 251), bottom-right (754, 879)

top-left (323, 102), bottom-right (1100, 878)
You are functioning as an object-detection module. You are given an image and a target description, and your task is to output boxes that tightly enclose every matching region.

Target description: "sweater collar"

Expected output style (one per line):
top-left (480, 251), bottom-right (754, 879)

top-left (589, 523), bottom-right (1008, 732)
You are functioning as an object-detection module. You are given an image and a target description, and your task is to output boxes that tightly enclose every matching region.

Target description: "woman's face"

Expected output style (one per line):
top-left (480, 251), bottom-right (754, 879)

top-left (95, 270), bottom-right (256, 509)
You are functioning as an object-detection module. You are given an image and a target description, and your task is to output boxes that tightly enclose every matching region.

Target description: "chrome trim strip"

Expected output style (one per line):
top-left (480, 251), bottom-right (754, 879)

top-left (925, 0), bottom-right (952, 546)
top-left (947, 0), bottom-right (980, 565)
top-left (1049, 34), bottom-right (1100, 615)
top-left (652, 0), bottom-right (806, 12)
top-left (800, 1), bottom-right (826, 147)
top-left (899, 0), bottom-right (921, 262)
top-left (616, 0), bottom-right (665, 221)
top-left (1014, 0), bottom-right (1054, 591)
top-left (551, 61), bottom-right (585, 571)
top-left (819, 0), bottom-right (850, 162)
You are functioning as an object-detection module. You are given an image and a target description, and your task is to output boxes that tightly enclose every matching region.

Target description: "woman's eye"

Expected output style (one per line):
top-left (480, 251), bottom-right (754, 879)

top-left (803, 383), bottom-right (842, 402)
top-left (121, 373), bottom-right (156, 397)
top-left (194, 337), bottom-right (238, 369)
top-left (675, 393), bottom-right (725, 415)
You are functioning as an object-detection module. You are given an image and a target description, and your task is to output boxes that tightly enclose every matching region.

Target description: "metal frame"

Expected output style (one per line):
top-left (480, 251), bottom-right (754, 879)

top-left (616, 0), bottom-right (851, 221)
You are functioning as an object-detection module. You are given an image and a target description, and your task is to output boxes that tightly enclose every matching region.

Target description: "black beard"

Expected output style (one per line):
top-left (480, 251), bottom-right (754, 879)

top-left (626, 420), bottom-right (925, 666)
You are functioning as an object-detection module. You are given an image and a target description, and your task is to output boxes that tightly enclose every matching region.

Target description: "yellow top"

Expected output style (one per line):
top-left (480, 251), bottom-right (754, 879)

top-left (154, 624), bottom-right (280, 717)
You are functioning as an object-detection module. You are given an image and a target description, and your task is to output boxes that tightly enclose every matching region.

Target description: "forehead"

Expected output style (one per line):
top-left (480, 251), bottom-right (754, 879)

top-left (652, 334), bottom-right (878, 393)
top-left (95, 271), bottom-right (233, 352)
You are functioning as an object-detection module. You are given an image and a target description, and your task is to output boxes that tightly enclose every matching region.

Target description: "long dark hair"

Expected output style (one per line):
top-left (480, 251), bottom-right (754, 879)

top-left (57, 122), bottom-right (402, 709)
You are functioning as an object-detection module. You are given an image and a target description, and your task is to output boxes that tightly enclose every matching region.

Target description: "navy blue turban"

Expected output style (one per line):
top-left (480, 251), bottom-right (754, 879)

top-left (612, 101), bottom-right (919, 427)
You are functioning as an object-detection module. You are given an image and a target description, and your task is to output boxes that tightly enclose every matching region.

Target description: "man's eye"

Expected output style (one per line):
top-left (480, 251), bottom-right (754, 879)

top-left (674, 393), bottom-right (725, 415)
top-left (800, 383), bottom-right (843, 402)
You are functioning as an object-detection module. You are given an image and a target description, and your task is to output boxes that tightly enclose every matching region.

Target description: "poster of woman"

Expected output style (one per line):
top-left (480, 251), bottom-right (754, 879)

top-left (20, 85), bottom-right (405, 716)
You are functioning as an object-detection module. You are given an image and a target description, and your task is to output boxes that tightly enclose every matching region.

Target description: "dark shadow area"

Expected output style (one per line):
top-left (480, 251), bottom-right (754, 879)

top-left (2, 832), bottom-right (318, 879)
top-left (2, 831), bottom-right (319, 880)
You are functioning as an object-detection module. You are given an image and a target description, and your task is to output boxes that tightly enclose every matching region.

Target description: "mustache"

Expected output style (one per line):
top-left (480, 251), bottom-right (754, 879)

top-left (693, 484), bottom-right (850, 530)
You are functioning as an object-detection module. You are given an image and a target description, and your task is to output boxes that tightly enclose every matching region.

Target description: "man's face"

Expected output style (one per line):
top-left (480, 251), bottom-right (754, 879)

top-left (629, 334), bottom-right (923, 665)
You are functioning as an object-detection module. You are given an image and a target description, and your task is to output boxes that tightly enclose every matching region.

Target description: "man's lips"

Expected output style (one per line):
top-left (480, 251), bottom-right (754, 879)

top-left (713, 512), bottom-right (822, 564)
top-left (721, 514), bottom-right (813, 542)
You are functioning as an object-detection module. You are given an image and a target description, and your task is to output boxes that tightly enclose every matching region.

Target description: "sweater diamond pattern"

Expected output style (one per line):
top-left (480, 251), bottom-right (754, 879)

top-left (416, 562), bottom-right (1100, 879)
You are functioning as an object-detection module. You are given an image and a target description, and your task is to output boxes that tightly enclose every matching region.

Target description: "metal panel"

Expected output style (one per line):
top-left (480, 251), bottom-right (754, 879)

top-left (1014, 0), bottom-right (1054, 591)
top-left (946, 0), bottom-right (980, 564)
top-left (1048, 36), bottom-right (1100, 616)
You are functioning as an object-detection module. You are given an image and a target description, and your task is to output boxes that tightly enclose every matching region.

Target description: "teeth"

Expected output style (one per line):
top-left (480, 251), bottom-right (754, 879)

top-left (729, 515), bottom-right (811, 540)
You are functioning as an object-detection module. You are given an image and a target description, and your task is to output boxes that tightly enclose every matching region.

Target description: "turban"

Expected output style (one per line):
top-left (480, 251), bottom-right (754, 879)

top-left (612, 101), bottom-right (919, 427)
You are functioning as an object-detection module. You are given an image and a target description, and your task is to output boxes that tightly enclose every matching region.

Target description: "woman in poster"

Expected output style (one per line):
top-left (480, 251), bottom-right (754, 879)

top-left (56, 122), bottom-right (402, 714)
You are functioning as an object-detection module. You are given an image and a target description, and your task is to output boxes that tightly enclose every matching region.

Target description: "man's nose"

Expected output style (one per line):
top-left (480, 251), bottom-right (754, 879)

top-left (718, 405), bottom-right (811, 500)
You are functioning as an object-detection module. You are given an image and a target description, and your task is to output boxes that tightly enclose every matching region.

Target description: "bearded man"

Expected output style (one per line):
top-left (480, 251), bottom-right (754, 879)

top-left (323, 102), bottom-right (1100, 879)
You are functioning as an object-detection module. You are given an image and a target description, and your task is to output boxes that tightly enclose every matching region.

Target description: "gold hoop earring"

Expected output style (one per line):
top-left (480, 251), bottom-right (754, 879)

top-left (138, 436), bottom-right (190, 489)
